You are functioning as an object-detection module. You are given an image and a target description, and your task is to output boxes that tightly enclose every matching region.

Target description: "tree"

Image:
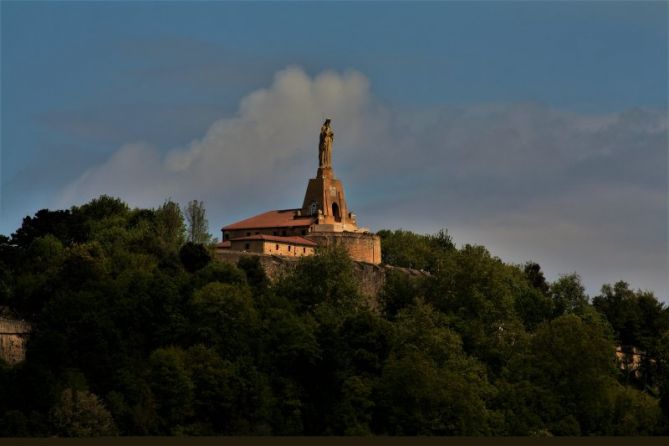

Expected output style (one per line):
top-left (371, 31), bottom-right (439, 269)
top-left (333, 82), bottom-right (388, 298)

top-left (373, 350), bottom-right (494, 435)
top-left (179, 242), bottom-right (211, 273)
top-left (550, 273), bottom-right (589, 317)
top-left (523, 262), bottom-right (549, 295)
top-left (593, 281), bottom-right (669, 351)
top-left (377, 228), bottom-right (454, 272)
top-left (424, 244), bottom-right (527, 373)
top-left (372, 301), bottom-right (496, 435)
top-left (148, 347), bottom-right (194, 431)
top-left (187, 346), bottom-right (272, 434)
top-left (49, 389), bottom-right (117, 437)
top-left (155, 199), bottom-right (186, 252)
top-left (184, 200), bottom-right (212, 244)
top-left (276, 245), bottom-right (360, 313)
top-left (505, 314), bottom-right (617, 435)
top-left (378, 270), bottom-right (421, 319)
top-left (189, 282), bottom-right (258, 358)
top-left (11, 209), bottom-right (78, 247)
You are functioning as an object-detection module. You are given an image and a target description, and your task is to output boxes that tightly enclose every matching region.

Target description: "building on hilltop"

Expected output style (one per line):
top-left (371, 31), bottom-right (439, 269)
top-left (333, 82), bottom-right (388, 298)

top-left (218, 119), bottom-right (381, 264)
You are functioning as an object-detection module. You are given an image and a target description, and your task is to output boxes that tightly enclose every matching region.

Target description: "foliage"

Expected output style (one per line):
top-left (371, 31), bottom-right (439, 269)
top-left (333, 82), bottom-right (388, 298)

top-left (155, 199), bottom-right (186, 252)
top-left (184, 200), bottom-right (212, 244)
top-left (377, 228), bottom-right (454, 272)
top-left (550, 273), bottom-right (589, 317)
top-left (179, 242), bottom-right (212, 273)
top-left (0, 197), bottom-right (667, 436)
top-left (49, 388), bottom-right (117, 437)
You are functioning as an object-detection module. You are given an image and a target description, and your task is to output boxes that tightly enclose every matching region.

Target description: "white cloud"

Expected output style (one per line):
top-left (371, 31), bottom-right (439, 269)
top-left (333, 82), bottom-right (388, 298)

top-left (58, 67), bottom-right (375, 211)
top-left (56, 67), bottom-right (668, 299)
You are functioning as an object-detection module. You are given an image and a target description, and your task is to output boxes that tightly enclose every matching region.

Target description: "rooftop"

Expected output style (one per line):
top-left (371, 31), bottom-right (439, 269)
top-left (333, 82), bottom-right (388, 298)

top-left (222, 209), bottom-right (314, 230)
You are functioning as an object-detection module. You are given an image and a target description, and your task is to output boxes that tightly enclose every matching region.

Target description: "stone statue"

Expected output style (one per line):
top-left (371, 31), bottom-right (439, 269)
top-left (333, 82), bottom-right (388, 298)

top-left (319, 119), bottom-right (334, 168)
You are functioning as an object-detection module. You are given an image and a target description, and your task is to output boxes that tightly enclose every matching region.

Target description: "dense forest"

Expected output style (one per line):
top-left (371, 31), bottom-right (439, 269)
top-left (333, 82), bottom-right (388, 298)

top-left (1, 195), bottom-right (668, 436)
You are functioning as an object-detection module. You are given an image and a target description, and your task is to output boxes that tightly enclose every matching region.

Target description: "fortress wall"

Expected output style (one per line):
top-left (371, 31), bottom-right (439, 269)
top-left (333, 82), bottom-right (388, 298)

top-left (217, 250), bottom-right (301, 281)
top-left (215, 250), bottom-right (428, 311)
top-left (306, 232), bottom-right (382, 264)
top-left (0, 318), bottom-right (32, 365)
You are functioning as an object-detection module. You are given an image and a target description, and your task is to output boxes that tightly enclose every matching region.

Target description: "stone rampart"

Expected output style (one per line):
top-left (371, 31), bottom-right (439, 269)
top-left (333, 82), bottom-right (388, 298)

top-left (0, 318), bottom-right (32, 365)
top-left (216, 250), bottom-right (428, 310)
top-left (306, 231), bottom-right (381, 264)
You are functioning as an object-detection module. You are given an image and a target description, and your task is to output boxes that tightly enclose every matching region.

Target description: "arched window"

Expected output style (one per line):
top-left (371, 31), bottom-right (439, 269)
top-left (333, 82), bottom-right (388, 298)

top-left (332, 202), bottom-right (341, 222)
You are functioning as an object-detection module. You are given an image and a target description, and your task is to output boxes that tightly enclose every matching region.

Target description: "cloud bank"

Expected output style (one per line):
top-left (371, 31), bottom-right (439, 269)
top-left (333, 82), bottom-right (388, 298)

top-left (56, 67), bottom-right (668, 299)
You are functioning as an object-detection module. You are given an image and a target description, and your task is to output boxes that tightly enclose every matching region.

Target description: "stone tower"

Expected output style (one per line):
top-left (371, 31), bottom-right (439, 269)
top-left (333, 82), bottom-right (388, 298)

top-left (301, 119), bottom-right (359, 232)
top-left (219, 118), bottom-right (381, 264)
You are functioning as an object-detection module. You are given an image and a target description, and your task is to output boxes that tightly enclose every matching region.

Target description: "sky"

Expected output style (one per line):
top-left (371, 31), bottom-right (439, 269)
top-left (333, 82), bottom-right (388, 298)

top-left (1, 1), bottom-right (667, 300)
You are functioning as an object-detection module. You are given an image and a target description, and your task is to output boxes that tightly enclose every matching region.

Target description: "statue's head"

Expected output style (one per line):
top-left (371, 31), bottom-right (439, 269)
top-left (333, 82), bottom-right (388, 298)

top-left (324, 118), bottom-right (331, 126)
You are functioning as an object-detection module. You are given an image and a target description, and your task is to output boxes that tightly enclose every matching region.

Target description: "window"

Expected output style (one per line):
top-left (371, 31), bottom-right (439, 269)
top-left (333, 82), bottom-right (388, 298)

top-left (244, 243), bottom-right (250, 250)
top-left (301, 230), bottom-right (306, 235)
top-left (332, 202), bottom-right (341, 222)
top-left (246, 232), bottom-right (251, 236)
top-left (255, 232), bottom-right (259, 235)
top-left (288, 246), bottom-right (291, 252)
top-left (303, 247), bottom-right (306, 253)
top-left (282, 230), bottom-right (287, 236)
top-left (273, 231), bottom-right (277, 236)
top-left (224, 233), bottom-right (230, 240)
top-left (276, 244), bottom-right (279, 250)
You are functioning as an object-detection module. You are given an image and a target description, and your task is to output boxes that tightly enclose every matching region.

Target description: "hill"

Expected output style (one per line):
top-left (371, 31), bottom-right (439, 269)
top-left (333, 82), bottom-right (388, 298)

top-left (0, 195), bottom-right (668, 436)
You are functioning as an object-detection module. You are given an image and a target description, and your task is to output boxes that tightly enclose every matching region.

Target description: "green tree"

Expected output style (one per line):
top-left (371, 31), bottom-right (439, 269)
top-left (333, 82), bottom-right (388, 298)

top-left (49, 388), bottom-right (117, 437)
top-left (11, 209), bottom-right (79, 247)
top-left (593, 281), bottom-right (669, 351)
top-left (523, 262), bottom-right (550, 295)
top-left (374, 350), bottom-right (494, 435)
top-left (276, 245), bottom-right (360, 313)
top-left (425, 244), bottom-right (528, 373)
top-left (610, 385), bottom-right (663, 435)
top-left (184, 200), bottom-right (212, 244)
top-left (179, 242), bottom-right (211, 273)
top-left (187, 346), bottom-right (272, 434)
top-left (237, 255), bottom-right (270, 290)
top-left (192, 261), bottom-right (246, 289)
top-left (377, 228), bottom-right (454, 272)
top-left (373, 301), bottom-right (496, 435)
top-left (189, 282), bottom-right (258, 358)
top-left (378, 270), bottom-right (421, 319)
top-left (505, 314), bottom-right (616, 434)
top-left (148, 347), bottom-right (194, 431)
top-left (155, 199), bottom-right (186, 252)
top-left (550, 273), bottom-right (589, 317)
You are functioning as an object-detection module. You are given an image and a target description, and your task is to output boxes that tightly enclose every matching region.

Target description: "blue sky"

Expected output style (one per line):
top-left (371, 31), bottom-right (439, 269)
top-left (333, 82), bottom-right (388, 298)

top-left (1, 1), bottom-right (667, 299)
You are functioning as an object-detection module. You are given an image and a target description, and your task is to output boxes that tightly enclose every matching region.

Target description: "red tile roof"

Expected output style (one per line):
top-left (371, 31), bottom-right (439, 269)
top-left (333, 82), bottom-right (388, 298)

top-left (216, 240), bottom-right (231, 249)
top-left (230, 234), bottom-right (318, 247)
top-left (222, 209), bottom-right (314, 230)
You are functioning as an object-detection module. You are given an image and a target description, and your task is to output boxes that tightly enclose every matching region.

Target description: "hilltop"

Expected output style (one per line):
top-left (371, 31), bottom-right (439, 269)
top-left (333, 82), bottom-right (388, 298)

top-left (0, 195), bottom-right (668, 436)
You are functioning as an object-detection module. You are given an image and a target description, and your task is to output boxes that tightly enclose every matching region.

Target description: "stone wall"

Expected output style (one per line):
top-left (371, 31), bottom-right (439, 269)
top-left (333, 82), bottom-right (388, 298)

top-left (224, 227), bottom-right (309, 240)
top-left (0, 318), bottom-right (32, 365)
top-left (217, 250), bottom-right (301, 281)
top-left (306, 231), bottom-right (382, 264)
top-left (258, 240), bottom-right (315, 257)
top-left (216, 250), bottom-right (428, 311)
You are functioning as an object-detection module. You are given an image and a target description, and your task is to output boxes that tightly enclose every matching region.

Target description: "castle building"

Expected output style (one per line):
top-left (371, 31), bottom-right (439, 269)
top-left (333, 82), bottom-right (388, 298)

top-left (218, 119), bottom-right (381, 264)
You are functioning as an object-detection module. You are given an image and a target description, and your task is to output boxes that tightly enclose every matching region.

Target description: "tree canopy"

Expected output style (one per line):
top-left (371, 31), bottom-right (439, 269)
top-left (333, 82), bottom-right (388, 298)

top-left (0, 196), bottom-right (667, 436)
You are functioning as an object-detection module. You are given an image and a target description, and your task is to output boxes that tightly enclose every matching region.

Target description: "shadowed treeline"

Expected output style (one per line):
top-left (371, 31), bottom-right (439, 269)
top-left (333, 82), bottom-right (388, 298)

top-left (0, 196), bottom-right (667, 436)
